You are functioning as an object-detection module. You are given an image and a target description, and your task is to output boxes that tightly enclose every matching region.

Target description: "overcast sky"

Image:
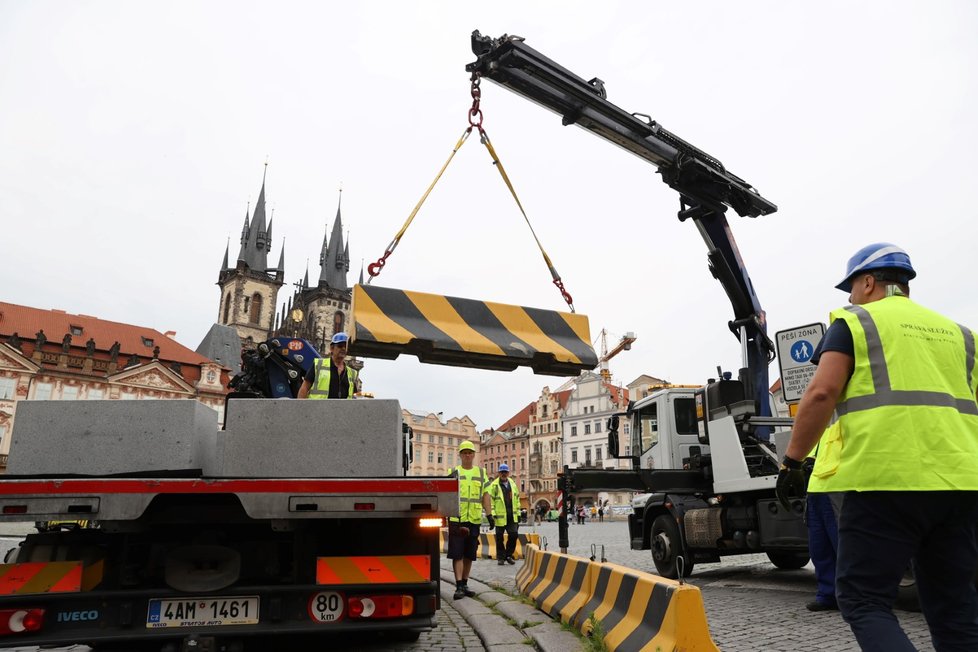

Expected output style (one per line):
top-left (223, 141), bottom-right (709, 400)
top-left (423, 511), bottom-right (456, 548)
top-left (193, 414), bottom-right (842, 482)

top-left (2, 1), bottom-right (976, 431)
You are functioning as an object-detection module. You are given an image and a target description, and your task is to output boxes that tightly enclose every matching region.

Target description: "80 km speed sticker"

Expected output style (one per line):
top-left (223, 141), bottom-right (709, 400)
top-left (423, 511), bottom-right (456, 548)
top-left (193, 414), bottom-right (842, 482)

top-left (308, 591), bottom-right (344, 623)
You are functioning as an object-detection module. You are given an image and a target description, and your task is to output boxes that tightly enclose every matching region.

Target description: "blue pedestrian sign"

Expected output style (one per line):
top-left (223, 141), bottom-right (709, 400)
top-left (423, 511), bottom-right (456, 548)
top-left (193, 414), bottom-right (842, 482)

top-left (790, 340), bottom-right (814, 363)
top-left (776, 323), bottom-right (826, 403)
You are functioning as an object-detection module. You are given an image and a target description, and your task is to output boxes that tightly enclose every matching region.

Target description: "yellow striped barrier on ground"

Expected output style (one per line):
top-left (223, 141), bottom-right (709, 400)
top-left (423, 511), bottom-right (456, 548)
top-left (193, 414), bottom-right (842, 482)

top-left (516, 544), bottom-right (720, 652)
top-left (439, 529), bottom-right (540, 560)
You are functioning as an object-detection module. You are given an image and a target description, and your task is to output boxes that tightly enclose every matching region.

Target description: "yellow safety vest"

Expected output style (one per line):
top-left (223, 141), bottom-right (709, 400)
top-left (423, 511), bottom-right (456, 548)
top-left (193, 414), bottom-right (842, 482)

top-left (307, 358), bottom-right (358, 399)
top-left (808, 296), bottom-right (978, 492)
top-left (485, 477), bottom-right (521, 527)
top-left (450, 465), bottom-right (486, 524)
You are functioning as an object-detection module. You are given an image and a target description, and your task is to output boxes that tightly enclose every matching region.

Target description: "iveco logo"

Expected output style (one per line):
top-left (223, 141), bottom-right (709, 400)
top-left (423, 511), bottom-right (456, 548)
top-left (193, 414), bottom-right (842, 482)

top-left (57, 610), bottom-right (99, 622)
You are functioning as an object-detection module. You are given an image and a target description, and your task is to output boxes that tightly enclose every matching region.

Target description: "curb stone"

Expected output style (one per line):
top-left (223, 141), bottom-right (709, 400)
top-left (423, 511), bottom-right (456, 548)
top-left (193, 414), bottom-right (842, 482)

top-left (440, 568), bottom-right (586, 652)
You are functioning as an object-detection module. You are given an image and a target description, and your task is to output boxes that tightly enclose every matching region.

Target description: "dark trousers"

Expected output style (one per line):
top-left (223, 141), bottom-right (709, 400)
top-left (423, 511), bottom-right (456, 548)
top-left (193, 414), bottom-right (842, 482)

top-left (836, 491), bottom-right (978, 652)
top-left (495, 522), bottom-right (519, 559)
top-left (807, 492), bottom-right (840, 606)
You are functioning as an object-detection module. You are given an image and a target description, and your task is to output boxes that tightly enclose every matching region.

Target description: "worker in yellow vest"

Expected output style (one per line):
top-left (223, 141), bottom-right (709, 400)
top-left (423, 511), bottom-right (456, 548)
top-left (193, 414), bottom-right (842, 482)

top-left (778, 243), bottom-right (978, 650)
top-left (448, 440), bottom-right (487, 600)
top-left (298, 332), bottom-right (359, 399)
top-left (482, 463), bottom-right (521, 566)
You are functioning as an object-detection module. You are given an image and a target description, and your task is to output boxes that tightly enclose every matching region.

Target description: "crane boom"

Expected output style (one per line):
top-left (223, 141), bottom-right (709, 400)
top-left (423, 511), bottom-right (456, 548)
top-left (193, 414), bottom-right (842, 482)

top-left (467, 31), bottom-right (776, 412)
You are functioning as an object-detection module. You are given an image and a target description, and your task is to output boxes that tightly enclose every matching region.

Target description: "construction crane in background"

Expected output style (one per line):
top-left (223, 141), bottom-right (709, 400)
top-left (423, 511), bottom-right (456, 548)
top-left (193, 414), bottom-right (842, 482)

top-left (597, 329), bottom-right (637, 382)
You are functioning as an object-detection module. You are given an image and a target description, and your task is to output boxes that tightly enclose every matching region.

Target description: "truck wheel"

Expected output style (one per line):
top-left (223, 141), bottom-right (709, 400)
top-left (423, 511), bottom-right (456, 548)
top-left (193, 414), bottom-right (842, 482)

top-left (766, 550), bottom-right (810, 570)
top-left (650, 515), bottom-right (693, 579)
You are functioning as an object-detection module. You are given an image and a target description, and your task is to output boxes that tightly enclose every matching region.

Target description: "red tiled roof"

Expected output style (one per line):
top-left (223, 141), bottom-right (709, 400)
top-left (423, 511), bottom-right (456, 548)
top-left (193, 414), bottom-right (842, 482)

top-left (497, 401), bottom-right (534, 432)
top-left (553, 389), bottom-right (572, 410)
top-left (603, 383), bottom-right (629, 407)
top-left (0, 302), bottom-right (221, 377)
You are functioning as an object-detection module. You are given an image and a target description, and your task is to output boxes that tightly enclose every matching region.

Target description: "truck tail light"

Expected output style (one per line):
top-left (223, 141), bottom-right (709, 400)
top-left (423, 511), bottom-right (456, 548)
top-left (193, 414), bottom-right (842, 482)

top-left (347, 595), bottom-right (414, 619)
top-left (418, 517), bottom-right (444, 528)
top-left (0, 608), bottom-right (45, 635)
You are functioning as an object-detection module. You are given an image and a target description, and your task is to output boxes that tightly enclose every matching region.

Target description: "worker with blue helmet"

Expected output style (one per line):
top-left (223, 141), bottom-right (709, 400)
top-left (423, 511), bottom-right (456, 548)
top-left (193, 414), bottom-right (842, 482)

top-left (778, 243), bottom-right (978, 649)
top-left (297, 332), bottom-right (360, 399)
top-left (483, 462), bottom-right (521, 565)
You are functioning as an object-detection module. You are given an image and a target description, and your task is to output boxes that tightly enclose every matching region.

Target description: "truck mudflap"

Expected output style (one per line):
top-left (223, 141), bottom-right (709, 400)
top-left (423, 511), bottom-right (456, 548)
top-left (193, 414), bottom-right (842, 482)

top-left (350, 284), bottom-right (597, 376)
top-left (0, 580), bottom-right (439, 647)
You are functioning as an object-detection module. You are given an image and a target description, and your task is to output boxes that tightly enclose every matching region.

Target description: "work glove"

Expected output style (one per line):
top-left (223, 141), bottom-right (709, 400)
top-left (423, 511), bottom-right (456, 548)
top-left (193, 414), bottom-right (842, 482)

top-left (776, 455), bottom-right (807, 510)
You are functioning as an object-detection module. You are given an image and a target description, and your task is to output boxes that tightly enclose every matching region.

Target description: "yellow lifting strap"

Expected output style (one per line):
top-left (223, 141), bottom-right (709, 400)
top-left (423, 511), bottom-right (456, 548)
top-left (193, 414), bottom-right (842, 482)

top-left (350, 284), bottom-right (597, 376)
top-left (367, 72), bottom-right (575, 312)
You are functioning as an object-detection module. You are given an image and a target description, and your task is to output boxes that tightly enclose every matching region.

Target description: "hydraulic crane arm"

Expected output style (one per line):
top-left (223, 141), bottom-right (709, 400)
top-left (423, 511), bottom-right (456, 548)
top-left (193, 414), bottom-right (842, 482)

top-left (467, 31), bottom-right (776, 406)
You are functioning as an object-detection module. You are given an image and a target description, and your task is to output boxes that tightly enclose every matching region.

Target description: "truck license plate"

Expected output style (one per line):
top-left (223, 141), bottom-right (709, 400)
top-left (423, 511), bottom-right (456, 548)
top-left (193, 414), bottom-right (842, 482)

top-left (146, 596), bottom-right (260, 628)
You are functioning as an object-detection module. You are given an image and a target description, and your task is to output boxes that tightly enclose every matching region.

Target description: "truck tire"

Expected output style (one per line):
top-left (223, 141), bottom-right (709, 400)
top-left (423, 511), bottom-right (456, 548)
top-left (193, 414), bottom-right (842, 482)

top-left (766, 550), bottom-right (810, 570)
top-left (650, 515), bottom-right (693, 579)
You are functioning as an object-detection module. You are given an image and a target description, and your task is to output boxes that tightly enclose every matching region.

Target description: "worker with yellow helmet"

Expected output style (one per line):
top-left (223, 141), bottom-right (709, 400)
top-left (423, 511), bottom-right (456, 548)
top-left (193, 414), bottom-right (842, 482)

top-left (447, 439), bottom-right (488, 600)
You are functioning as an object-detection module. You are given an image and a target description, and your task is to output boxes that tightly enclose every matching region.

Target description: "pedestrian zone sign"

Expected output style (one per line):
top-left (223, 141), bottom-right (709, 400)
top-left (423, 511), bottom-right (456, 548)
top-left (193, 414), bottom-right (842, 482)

top-left (776, 323), bottom-right (826, 403)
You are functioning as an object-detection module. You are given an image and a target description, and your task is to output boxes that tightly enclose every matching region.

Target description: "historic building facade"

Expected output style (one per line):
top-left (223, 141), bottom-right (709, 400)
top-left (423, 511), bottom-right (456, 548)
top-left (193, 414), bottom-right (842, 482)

top-left (403, 409), bottom-right (478, 477)
top-left (0, 302), bottom-right (230, 470)
top-left (217, 169), bottom-right (286, 347)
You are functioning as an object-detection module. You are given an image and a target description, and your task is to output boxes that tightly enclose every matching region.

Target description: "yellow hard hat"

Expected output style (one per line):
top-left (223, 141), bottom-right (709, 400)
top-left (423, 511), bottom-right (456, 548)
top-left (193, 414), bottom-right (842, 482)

top-left (459, 440), bottom-right (476, 452)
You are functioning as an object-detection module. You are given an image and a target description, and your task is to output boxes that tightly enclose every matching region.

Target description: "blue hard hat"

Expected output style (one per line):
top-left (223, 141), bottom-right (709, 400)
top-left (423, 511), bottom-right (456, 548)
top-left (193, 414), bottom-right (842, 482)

top-left (330, 332), bottom-right (350, 345)
top-left (835, 243), bottom-right (916, 292)
top-left (498, 463), bottom-right (510, 472)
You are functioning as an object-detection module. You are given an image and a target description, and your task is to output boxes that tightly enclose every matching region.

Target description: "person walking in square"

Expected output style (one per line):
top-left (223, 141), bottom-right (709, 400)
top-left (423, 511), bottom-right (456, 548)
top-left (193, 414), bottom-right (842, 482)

top-left (483, 464), bottom-right (521, 565)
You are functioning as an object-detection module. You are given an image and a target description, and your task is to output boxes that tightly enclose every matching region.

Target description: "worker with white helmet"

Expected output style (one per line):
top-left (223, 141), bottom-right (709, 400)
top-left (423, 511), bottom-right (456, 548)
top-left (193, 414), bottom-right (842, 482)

top-left (447, 439), bottom-right (487, 600)
top-left (778, 243), bottom-right (978, 650)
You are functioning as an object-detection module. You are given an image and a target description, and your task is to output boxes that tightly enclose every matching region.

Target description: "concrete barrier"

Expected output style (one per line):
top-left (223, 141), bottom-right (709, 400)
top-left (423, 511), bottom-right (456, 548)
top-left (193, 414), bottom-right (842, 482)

top-left (516, 544), bottom-right (719, 652)
top-left (439, 529), bottom-right (540, 559)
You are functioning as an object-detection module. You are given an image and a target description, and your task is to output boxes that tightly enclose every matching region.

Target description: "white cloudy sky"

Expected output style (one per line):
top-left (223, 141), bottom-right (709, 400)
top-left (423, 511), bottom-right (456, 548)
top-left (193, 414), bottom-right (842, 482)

top-left (2, 1), bottom-right (976, 430)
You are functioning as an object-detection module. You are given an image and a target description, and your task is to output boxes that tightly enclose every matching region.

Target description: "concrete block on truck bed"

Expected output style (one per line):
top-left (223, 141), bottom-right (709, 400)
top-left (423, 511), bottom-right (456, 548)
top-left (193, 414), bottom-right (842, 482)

top-left (7, 400), bottom-right (219, 476)
top-left (219, 398), bottom-right (404, 477)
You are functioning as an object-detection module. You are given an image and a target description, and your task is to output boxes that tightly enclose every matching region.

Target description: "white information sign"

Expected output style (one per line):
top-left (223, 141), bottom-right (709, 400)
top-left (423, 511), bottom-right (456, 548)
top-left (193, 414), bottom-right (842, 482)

top-left (776, 322), bottom-right (826, 403)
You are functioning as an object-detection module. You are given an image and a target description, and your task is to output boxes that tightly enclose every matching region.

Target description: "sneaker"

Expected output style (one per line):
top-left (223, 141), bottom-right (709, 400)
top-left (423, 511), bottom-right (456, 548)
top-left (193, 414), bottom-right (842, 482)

top-left (506, 556), bottom-right (516, 565)
top-left (806, 600), bottom-right (839, 612)
top-left (453, 587), bottom-right (466, 600)
top-left (497, 559), bottom-right (506, 565)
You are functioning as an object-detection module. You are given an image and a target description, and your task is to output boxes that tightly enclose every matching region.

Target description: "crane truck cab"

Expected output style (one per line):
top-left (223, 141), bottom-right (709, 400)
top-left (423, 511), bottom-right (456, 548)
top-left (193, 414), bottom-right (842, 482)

top-left (604, 379), bottom-right (808, 579)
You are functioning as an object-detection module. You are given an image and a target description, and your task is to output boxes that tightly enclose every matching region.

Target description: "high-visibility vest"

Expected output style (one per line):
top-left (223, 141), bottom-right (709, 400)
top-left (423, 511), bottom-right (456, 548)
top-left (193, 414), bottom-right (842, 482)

top-left (807, 296), bottom-right (978, 492)
top-left (485, 477), bottom-right (520, 527)
top-left (307, 358), bottom-right (358, 399)
top-left (449, 465), bottom-right (486, 524)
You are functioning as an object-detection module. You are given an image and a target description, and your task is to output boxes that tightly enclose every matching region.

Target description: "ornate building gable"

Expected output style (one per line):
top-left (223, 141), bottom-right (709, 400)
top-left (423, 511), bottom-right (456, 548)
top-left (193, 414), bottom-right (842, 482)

top-left (0, 343), bottom-right (40, 375)
top-left (110, 361), bottom-right (195, 396)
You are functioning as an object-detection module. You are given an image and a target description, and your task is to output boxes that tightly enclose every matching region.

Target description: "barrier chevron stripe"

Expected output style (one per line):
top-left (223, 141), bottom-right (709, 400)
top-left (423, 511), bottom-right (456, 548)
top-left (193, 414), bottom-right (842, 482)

top-left (351, 285), bottom-right (597, 376)
top-left (439, 529), bottom-right (540, 560)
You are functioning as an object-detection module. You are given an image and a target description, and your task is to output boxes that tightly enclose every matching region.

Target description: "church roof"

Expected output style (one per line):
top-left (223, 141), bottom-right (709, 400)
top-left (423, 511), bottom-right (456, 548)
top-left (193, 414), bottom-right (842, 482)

top-left (195, 323), bottom-right (243, 375)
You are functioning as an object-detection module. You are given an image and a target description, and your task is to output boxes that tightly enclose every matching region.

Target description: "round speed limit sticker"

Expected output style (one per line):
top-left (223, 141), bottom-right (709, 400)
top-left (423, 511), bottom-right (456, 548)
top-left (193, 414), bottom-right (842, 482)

top-left (308, 591), bottom-right (345, 623)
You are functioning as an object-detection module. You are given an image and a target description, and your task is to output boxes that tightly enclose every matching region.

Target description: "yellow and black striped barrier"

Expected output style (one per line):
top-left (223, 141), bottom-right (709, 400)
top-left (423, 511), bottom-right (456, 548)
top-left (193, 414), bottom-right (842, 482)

top-left (516, 544), bottom-right (719, 652)
top-left (439, 529), bottom-right (540, 560)
top-left (351, 284), bottom-right (597, 376)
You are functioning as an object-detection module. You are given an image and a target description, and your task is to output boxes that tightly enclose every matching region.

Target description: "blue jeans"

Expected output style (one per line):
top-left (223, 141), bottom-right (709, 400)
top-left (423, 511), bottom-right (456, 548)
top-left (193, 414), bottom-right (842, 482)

top-left (807, 493), bottom-right (840, 605)
top-left (836, 491), bottom-right (978, 652)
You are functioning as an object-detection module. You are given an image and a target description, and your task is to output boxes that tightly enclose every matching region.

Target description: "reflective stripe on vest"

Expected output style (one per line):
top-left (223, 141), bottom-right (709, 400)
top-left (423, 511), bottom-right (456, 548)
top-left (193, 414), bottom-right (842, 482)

top-left (308, 358), bottom-right (357, 399)
top-left (811, 297), bottom-right (978, 492)
top-left (486, 477), bottom-right (520, 527)
top-left (450, 466), bottom-right (486, 523)
top-left (836, 304), bottom-right (978, 417)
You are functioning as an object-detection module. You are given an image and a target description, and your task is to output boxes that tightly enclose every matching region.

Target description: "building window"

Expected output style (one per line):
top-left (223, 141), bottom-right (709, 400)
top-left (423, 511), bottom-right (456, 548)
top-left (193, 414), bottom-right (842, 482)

top-left (595, 420), bottom-right (602, 433)
top-left (437, 453), bottom-right (443, 464)
top-left (585, 447), bottom-right (592, 466)
top-left (88, 388), bottom-right (104, 400)
top-left (223, 294), bottom-right (232, 323)
top-left (69, 325), bottom-right (83, 336)
top-left (596, 447), bottom-right (603, 463)
top-left (120, 391), bottom-right (136, 400)
top-left (34, 382), bottom-right (52, 400)
top-left (571, 425), bottom-right (577, 437)
top-left (542, 405), bottom-right (548, 417)
top-left (623, 424), bottom-right (630, 435)
top-left (250, 293), bottom-right (263, 325)
top-left (438, 436), bottom-right (444, 445)
top-left (0, 377), bottom-right (16, 400)
top-left (243, 296), bottom-right (250, 314)
top-left (141, 337), bottom-right (154, 348)
top-left (428, 452), bottom-right (434, 463)
top-left (62, 385), bottom-right (78, 400)
top-left (571, 449), bottom-right (578, 463)
top-left (584, 424), bottom-right (591, 435)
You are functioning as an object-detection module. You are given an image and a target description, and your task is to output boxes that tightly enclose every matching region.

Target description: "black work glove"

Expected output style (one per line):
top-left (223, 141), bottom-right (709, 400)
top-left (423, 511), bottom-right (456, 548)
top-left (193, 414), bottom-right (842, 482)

top-left (776, 455), bottom-right (807, 510)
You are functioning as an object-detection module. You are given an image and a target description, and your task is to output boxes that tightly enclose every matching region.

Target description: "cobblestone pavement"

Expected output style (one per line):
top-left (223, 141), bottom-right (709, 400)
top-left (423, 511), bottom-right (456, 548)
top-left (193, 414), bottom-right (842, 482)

top-left (464, 519), bottom-right (937, 652)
